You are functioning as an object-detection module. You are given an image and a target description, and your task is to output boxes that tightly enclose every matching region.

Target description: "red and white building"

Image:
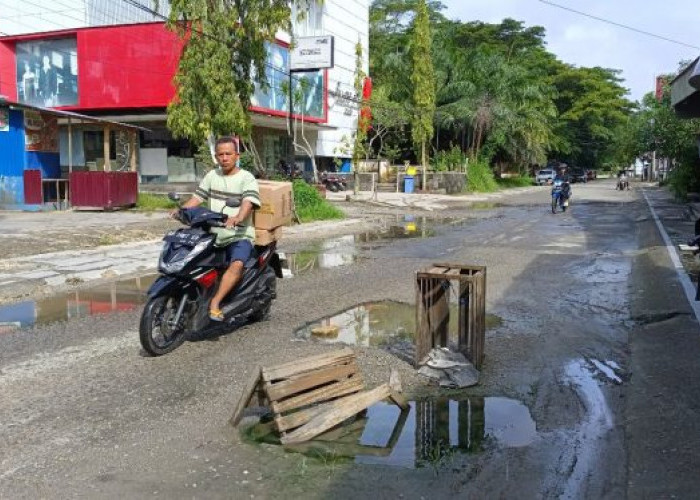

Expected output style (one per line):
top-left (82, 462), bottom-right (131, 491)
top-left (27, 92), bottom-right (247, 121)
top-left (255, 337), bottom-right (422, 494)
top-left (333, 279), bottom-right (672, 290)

top-left (0, 0), bottom-right (369, 184)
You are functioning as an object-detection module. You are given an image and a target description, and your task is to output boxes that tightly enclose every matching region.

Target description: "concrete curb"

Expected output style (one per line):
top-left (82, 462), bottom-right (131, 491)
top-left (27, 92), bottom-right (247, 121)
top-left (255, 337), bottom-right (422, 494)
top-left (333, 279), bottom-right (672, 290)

top-left (642, 189), bottom-right (700, 322)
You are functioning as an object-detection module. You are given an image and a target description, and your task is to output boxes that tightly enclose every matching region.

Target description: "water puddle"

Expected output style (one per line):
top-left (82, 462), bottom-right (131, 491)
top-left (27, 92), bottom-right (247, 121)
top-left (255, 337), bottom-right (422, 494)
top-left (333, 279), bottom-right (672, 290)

top-left (293, 301), bottom-right (503, 361)
top-left (589, 358), bottom-right (623, 384)
top-left (560, 359), bottom-right (614, 498)
top-left (243, 397), bottom-right (536, 469)
top-left (0, 275), bottom-right (156, 332)
top-left (468, 202), bottom-right (503, 210)
top-left (282, 216), bottom-right (471, 276)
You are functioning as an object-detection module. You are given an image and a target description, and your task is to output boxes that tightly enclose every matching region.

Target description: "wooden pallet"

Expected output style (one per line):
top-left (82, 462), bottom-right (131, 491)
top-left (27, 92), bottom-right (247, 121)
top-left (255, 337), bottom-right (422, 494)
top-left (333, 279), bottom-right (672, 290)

top-left (230, 348), bottom-right (408, 445)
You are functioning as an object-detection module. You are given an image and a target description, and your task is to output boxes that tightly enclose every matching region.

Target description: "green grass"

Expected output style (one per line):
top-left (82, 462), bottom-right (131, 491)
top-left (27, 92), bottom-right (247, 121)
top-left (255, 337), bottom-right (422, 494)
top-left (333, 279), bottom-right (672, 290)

top-left (135, 192), bottom-right (178, 211)
top-left (496, 176), bottom-right (534, 188)
top-left (466, 161), bottom-right (499, 193)
top-left (293, 180), bottom-right (345, 223)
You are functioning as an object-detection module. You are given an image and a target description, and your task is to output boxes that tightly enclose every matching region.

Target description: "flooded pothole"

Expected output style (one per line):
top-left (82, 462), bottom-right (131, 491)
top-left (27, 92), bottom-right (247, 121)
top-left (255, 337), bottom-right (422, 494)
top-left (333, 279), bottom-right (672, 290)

top-left (293, 301), bottom-right (504, 361)
top-left (281, 216), bottom-right (472, 276)
top-left (0, 275), bottom-right (156, 332)
top-left (468, 202), bottom-right (503, 210)
top-left (242, 396), bottom-right (536, 469)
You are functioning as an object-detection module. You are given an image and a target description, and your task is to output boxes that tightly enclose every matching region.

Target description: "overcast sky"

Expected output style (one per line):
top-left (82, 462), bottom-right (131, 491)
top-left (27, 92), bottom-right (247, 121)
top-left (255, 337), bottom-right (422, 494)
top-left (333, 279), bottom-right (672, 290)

top-left (441, 0), bottom-right (699, 102)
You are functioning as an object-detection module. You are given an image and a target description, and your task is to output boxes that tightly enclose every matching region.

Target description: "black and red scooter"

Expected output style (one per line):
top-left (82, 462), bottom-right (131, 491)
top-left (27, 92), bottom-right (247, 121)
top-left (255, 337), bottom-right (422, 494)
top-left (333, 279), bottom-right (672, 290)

top-left (139, 193), bottom-right (282, 356)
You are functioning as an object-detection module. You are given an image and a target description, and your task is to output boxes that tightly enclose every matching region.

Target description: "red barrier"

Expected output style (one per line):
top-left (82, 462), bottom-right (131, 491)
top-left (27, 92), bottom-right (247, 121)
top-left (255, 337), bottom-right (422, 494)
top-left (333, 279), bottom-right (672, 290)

top-left (70, 171), bottom-right (137, 210)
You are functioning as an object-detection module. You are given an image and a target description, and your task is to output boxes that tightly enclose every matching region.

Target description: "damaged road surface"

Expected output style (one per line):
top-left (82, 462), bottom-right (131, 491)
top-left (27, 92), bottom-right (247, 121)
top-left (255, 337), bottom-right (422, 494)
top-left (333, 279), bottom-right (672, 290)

top-left (2, 180), bottom-right (700, 498)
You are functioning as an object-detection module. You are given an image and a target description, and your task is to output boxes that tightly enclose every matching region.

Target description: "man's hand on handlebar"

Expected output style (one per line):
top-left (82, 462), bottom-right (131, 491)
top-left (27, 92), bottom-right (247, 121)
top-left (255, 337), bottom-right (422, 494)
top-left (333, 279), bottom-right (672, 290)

top-left (224, 215), bottom-right (241, 229)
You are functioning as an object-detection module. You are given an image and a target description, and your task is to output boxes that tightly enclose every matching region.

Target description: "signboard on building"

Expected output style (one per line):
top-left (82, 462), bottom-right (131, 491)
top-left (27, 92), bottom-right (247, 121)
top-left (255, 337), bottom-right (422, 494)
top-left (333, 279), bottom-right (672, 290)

top-left (0, 107), bottom-right (8, 132)
top-left (251, 42), bottom-right (326, 120)
top-left (290, 35), bottom-right (334, 71)
top-left (15, 37), bottom-right (79, 107)
top-left (24, 110), bottom-right (59, 152)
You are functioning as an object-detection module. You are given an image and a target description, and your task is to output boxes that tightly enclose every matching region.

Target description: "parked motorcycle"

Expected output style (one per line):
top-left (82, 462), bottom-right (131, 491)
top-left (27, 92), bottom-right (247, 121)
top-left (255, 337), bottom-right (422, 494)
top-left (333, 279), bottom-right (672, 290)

top-left (321, 171), bottom-right (347, 192)
top-left (139, 194), bottom-right (282, 356)
top-left (551, 180), bottom-right (571, 214)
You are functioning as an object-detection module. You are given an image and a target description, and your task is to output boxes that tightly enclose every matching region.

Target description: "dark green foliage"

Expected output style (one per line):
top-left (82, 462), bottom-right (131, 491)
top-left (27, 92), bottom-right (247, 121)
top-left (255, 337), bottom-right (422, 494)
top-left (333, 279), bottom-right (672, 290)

top-left (668, 160), bottom-right (700, 201)
top-left (162, 1), bottom-right (318, 145)
top-left (614, 80), bottom-right (700, 199)
top-left (293, 180), bottom-right (345, 222)
top-left (369, 1), bottom-right (633, 172)
top-left (410, 0), bottom-right (436, 169)
top-left (496, 176), bottom-right (534, 188)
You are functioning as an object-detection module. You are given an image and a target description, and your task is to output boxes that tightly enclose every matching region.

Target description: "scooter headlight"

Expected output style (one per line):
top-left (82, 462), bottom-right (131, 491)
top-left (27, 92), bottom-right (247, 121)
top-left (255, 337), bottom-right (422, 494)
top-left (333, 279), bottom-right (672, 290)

top-left (160, 240), bottom-right (212, 274)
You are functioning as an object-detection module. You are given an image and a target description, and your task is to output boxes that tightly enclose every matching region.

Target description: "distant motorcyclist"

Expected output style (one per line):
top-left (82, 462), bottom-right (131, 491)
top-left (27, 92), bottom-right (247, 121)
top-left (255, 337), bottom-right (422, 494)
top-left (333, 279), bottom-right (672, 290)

top-left (616, 170), bottom-right (629, 190)
top-left (552, 174), bottom-right (572, 199)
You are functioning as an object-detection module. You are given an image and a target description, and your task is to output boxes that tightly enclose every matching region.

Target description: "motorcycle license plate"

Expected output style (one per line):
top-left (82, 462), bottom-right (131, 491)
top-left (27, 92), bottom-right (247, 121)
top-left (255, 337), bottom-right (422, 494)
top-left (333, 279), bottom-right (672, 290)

top-left (165, 231), bottom-right (205, 246)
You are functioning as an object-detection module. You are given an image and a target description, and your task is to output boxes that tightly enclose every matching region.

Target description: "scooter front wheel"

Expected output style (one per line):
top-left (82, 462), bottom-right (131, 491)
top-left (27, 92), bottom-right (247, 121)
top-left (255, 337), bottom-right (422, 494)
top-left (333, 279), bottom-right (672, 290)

top-left (551, 198), bottom-right (557, 214)
top-left (139, 295), bottom-right (189, 356)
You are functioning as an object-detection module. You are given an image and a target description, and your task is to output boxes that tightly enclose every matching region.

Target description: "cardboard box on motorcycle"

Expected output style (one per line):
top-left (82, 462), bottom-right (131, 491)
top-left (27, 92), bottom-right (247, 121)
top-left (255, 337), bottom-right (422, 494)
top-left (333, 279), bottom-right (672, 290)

top-left (254, 180), bottom-right (293, 230)
top-left (254, 226), bottom-right (284, 246)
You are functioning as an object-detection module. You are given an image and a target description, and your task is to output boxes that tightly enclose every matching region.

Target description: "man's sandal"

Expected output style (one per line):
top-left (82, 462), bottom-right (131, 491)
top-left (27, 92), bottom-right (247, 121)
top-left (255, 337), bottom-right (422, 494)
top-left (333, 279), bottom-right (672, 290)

top-left (209, 308), bottom-right (224, 321)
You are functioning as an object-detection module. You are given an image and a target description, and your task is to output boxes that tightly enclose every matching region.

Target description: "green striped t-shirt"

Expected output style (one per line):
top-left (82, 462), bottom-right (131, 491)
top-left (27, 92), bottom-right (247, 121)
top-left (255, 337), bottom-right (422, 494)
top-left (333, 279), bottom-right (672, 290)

top-left (194, 167), bottom-right (261, 246)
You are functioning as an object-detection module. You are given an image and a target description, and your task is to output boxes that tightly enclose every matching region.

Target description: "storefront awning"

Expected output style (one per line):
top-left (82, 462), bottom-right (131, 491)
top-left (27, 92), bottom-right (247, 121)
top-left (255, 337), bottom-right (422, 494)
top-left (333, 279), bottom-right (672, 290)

top-left (0, 97), bottom-right (149, 131)
top-left (671, 57), bottom-right (700, 118)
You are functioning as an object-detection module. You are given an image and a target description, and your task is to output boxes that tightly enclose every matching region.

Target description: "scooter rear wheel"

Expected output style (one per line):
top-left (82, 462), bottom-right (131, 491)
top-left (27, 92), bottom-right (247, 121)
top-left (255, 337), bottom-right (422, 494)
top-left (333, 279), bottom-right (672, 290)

top-left (139, 295), bottom-right (189, 356)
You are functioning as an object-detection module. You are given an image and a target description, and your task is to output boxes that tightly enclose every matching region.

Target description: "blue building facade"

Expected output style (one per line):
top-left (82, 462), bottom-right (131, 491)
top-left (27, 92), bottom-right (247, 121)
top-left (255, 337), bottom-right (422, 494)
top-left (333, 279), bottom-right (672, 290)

top-left (0, 104), bottom-right (61, 209)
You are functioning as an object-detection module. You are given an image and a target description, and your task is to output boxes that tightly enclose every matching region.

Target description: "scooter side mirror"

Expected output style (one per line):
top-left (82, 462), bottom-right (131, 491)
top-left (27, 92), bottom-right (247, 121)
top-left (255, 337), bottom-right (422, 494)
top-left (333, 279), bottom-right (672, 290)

top-left (225, 197), bottom-right (241, 208)
top-left (168, 192), bottom-right (181, 202)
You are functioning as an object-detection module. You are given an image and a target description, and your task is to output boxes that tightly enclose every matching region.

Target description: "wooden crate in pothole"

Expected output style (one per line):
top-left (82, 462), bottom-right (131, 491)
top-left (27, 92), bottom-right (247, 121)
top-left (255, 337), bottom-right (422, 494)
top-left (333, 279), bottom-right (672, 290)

top-left (416, 263), bottom-right (486, 369)
top-left (230, 347), bottom-right (407, 444)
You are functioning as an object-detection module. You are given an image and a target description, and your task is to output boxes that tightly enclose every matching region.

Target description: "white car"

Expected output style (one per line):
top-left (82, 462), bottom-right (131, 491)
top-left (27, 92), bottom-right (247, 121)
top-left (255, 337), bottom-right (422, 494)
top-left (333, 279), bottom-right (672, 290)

top-left (536, 169), bottom-right (556, 185)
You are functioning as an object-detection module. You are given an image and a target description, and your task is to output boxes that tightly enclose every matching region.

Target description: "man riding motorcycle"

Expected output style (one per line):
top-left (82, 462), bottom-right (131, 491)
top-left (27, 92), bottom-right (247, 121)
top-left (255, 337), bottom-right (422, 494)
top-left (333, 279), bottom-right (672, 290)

top-left (616, 170), bottom-right (629, 190)
top-left (551, 174), bottom-right (572, 211)
top-left (175, 136), bottom-right (261, 321)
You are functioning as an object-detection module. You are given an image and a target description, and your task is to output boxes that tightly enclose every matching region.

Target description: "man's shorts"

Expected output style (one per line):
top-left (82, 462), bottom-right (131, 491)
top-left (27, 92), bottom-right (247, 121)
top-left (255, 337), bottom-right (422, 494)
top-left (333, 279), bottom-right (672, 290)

top-left (224, 240), bottom-right (254, 265)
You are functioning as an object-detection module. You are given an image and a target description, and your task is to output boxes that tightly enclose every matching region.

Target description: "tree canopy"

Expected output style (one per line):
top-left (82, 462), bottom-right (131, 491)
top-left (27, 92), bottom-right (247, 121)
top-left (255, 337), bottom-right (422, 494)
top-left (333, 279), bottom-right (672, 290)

top-left (162, 0), bottom-right (317, 146)
top-left (366, 0), bottom-right (635, 173)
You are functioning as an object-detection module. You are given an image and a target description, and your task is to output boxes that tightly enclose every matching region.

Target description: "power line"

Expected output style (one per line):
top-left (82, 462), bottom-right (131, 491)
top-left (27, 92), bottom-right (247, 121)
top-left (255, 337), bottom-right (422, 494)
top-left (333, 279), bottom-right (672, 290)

top-left (538, 0), bottom-right (700, 50)
top-left (1, 8), bottom-right (77, 20)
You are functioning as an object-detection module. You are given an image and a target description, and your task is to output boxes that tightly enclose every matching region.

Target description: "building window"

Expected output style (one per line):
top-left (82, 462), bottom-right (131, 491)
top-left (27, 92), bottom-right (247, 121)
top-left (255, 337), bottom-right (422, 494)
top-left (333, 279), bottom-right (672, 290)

top-left (16, 37), bottom-right (78, 107)
top-left (292, 1), bottom-right (324, 37)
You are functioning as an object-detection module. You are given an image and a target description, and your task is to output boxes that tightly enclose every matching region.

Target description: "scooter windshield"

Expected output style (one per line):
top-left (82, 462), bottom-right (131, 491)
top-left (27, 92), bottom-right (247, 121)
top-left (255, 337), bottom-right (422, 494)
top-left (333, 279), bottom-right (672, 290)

top-left (179, 207), bottom-right (226, 227)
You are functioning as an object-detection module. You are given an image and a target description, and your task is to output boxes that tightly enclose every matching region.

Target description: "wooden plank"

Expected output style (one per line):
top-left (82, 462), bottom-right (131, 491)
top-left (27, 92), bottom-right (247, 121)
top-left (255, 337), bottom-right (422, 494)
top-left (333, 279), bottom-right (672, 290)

top-left (270, 376), bottom-right (364, 414)
top-left (281, 384), bottom-right (392, 444)
top-left (229, 366), bottom-right (262, 427)
top-left (262, 347), bottom-right (355, 381)
top-left (433, 280), bottom-right (450, 348)
top-left (432, 262), bottom-right (486, 273)
top-left (266, 362), bottom-right (358, 402)
top-left (416, 276), bottom-right (431, 364)
top-left (275, 397), bottom-right (339, 432)
top-left (311, 416), bottom-right (368, 443)
top-left (388, 390), bottom-right (409, 410)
